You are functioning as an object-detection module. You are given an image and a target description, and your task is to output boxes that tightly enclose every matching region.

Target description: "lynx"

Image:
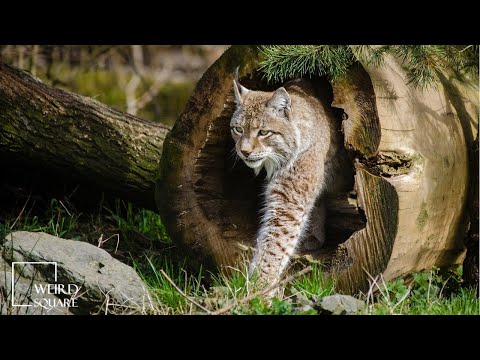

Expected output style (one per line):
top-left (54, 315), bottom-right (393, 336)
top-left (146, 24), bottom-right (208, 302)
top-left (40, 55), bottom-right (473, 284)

top-left (230, 70), bottom-right (350, 285)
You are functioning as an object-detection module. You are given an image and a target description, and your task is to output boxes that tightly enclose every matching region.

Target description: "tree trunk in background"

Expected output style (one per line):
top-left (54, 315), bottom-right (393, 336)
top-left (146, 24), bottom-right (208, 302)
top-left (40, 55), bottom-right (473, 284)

top-left (156, 45), bottom-right (479, 294)
top-left (0, 62), bottom-right (169, 209)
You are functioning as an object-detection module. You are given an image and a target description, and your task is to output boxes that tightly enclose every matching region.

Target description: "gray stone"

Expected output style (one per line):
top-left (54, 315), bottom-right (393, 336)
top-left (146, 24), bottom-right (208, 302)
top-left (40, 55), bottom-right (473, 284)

top-left (317, 294), bottom-right (365, 315)
top-left (0, 257), bottom-right (71, 315)
top-left (1, 231), bottom-right (153, 315)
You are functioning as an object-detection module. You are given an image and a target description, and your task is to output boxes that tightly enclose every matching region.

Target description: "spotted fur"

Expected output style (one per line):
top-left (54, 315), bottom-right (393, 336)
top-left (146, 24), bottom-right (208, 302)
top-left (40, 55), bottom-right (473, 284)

top-left (230, 75), bottom-right (349, 285)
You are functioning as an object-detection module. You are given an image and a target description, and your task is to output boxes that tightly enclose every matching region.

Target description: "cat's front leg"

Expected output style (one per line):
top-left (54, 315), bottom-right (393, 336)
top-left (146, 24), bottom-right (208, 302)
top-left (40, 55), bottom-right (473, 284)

top-left (249, 166), bottom-right (322, 286)
top-left (249, 207), bottom-right (303, 286)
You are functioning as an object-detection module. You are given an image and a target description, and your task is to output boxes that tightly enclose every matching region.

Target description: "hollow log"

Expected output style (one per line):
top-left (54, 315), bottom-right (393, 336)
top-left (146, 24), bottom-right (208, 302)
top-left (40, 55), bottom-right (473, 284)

top-left (156, 46), bottom-right (478, 294)
top-left (0, 62), bottom-right (169, 209)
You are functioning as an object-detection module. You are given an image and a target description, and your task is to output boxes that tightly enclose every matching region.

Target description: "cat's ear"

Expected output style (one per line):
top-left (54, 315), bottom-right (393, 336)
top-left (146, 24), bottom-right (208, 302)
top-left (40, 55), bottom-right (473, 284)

top-left (233, 66), bottom-right (249, 105)
top-left (268, 87), bottom-right (291, 118)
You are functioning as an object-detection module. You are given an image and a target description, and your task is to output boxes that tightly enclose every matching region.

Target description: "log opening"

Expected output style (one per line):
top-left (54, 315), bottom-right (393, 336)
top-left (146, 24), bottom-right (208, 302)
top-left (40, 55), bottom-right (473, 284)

top-left (184, 67), bottom-right (365, 269)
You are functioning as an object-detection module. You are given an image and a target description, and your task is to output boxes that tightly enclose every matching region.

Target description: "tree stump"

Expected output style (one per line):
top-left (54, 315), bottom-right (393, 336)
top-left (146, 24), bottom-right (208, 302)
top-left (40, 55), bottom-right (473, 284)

top-left (156, 46), bottom-right (478, 294)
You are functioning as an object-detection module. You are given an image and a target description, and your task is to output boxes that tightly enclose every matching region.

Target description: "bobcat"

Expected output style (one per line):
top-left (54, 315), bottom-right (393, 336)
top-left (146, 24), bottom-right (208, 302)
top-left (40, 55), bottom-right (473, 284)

top-left (230, 70), bottom-right (350, 285)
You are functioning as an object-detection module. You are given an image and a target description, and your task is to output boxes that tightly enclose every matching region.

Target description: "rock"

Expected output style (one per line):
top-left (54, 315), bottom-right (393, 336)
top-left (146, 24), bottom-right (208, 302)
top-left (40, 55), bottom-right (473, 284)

top-left (295, 304), bottom-right (316, 314)
top-left (316, 294), bottom-right (365, 315)
top-left (0, 231), bottom-right (153, 315)
top-left (0, 255), bottom-right (72, 315)
top-left (293, 290), bottom-right (313, 306)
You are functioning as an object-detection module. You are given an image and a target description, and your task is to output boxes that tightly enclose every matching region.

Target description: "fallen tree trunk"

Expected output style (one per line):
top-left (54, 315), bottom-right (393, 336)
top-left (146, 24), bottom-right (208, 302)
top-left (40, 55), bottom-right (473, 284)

top-left (156, 45), bottom-right (478, 294)
top-left (0, 62), bottom-right (169, 209)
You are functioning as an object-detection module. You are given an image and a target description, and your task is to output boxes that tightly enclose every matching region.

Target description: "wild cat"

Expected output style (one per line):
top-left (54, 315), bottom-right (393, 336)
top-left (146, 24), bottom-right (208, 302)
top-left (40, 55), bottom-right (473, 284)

top-left (230, 70), bottom-right (350, 286)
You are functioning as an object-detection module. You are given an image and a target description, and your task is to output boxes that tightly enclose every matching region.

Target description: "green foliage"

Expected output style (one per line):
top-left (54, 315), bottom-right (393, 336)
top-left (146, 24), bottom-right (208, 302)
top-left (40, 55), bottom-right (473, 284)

top-left (51, 64), bottom-right (195, 126)
top-left (291, 262), bottom-right (335, 299)
top-left (259, 45), bottom-right (479, 89)
top-left (133, 255), bottom-right (204, 310)
top-left (364, 266), bottom-right (479, 315)
top-left (259, 45), bottom-right (355, 83)
top-left (0, 223), bottom-right (8, 244)
top-left (110, 199), bottom-right (170, 244)
top-left (210, 264), bottom-right (253, 300)
top-left (3, 198), bottom-right (80, 239)
top-left (142, 81), bottom-right (195, 126)
top-left (67, 68), bottom-right (126, 106)
top-left (2, 195), bottom-right (478, 315)
top-left (245, 297), bottom-right (294, 315)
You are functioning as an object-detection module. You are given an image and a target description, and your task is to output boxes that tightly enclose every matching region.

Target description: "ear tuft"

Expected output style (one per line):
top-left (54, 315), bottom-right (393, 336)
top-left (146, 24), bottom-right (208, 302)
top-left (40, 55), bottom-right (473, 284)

top-left (267, 87), bottom-right (291, 116)
top-left (233, 66), bottom-right (250, 105)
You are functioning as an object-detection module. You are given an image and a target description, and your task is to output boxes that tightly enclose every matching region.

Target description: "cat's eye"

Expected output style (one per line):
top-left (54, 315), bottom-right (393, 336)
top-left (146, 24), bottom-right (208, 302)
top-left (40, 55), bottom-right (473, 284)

top-left (258, 130), bottom-right (272, 137)
top-left (232, 126), bottom-right (243, 135)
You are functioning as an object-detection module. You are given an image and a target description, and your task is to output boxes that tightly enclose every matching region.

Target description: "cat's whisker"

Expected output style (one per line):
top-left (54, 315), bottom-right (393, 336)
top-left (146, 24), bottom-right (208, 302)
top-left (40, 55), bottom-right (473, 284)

top-left (232, 153), bottom-right (240, 168)
top-left (228, 147), bottom-right (242, 169)
top-left (228, 147), bottom-right (238, 159)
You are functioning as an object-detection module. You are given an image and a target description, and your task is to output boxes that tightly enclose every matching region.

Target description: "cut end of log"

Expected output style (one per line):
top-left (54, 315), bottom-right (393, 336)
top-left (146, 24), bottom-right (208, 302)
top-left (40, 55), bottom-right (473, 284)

top-left (156, 46), bottom-right (366, 280)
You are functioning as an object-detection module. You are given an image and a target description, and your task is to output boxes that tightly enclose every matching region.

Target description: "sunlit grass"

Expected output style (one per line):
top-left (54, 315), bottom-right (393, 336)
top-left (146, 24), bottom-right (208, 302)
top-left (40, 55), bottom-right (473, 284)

top-left (2, 197), bottom-right (478, 315)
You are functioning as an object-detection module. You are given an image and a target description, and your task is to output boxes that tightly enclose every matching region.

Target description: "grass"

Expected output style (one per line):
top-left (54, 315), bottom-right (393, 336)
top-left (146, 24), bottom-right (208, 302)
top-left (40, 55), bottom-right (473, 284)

top-left (0, 198), bottom-right (79, 240)
top-left (0, 195), bottom-right (478, 315)
top-left (134, 256), bottom-right (204, 311)
top-left (362, 267), bottom-right (479, 315)
top-left (291, 261), bottom-right (336, 300)
top-left (106, 199), bottom-right (170, 244)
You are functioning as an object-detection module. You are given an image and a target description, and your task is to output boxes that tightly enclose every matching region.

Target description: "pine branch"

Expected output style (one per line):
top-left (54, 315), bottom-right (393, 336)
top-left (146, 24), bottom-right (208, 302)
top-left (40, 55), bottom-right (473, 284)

top-left (259, 45), bottom-right (355, 83)
top-left (258, 45), bottom-right (478, 89)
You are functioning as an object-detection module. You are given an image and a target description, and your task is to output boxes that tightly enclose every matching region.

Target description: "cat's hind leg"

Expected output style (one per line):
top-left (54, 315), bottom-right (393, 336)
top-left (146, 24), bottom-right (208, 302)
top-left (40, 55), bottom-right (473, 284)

top-left (301, 200), bottom-right (326, 251)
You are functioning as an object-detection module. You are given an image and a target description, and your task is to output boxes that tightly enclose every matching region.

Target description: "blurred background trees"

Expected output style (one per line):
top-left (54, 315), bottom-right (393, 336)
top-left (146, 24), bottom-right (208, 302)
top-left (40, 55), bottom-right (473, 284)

top-left (0, 45), bottom-right (228, 126)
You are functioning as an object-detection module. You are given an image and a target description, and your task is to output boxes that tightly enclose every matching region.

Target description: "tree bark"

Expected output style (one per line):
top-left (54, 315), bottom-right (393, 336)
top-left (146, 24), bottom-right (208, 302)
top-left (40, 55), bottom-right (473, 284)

top-left (156, 46), bottom-right (478, 294)
top-left (0, 62), bottom-right (169, 209)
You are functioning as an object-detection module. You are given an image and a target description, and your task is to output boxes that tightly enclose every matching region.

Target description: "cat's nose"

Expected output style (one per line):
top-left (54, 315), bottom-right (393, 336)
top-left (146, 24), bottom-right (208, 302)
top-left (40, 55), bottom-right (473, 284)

top-left (241, 150), bottom-right (252, 158)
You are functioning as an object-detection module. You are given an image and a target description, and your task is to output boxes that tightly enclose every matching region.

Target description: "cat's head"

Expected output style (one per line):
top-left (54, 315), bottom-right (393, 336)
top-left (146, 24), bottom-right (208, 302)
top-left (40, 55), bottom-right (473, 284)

top-left (230, 70), bottom-right (298, 179)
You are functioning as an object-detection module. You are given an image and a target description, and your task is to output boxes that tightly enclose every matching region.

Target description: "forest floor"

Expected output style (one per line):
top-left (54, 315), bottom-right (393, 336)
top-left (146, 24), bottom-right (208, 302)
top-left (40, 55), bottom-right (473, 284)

top-left (1, 189), bottom-right (478, 315)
